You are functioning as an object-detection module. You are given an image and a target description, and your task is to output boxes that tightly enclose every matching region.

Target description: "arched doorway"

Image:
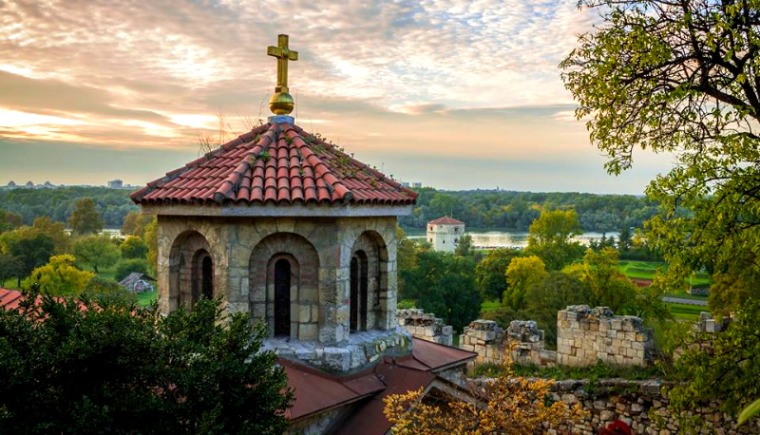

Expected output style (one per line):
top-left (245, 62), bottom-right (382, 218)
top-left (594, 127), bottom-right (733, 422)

top-left (274, 258), bottom-right (291, 337)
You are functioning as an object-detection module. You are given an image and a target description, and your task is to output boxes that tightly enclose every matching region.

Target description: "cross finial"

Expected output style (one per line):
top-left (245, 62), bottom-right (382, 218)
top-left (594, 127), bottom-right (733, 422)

top-left (267, 34), bottom-right (298, 115)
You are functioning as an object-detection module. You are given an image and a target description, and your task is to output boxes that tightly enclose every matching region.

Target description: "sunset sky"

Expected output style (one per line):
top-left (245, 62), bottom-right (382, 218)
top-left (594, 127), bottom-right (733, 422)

top-left (0, 0), bottom-right (674, 194)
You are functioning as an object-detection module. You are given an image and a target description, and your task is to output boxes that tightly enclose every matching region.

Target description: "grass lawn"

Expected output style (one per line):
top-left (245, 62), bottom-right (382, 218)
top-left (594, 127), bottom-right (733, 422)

top-left (666, 302), bottom-right (707, 321)
top-left (481, 300), bottom-right (500, 313)
top-left (619, 260), bottom-right (711, 299)
top-left (136, 290), bottom-right (157, 307)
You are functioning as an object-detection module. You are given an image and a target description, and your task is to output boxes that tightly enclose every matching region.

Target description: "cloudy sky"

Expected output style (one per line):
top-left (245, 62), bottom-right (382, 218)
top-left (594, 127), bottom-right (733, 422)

top-left (0, 0), bottom-right (674, 194)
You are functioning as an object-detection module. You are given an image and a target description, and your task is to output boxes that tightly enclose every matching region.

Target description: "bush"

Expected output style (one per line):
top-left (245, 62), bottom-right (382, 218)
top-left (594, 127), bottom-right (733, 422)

top-left (0, 293), bottom-right (293, 433)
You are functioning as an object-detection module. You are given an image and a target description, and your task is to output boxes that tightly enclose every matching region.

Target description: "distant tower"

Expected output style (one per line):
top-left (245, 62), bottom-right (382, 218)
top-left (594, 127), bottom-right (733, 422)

top-left (427, 216), bottom-right (465, 252)
top-left (108, 179), bottom-right (124, 189)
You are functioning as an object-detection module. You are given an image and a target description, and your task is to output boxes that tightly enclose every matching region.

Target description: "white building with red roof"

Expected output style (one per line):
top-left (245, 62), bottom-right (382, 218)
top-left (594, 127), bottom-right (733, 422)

top-left (427, 216), bottom-right (466, 252)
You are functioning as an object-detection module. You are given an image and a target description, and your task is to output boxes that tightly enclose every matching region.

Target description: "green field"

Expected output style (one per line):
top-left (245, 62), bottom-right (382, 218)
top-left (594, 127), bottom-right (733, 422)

top-left (137, 290), bottom-right (157, 307)
top-left (619, 260), bottom-right (711, 288)
top-left (666, 302), bottom-right (707, 321)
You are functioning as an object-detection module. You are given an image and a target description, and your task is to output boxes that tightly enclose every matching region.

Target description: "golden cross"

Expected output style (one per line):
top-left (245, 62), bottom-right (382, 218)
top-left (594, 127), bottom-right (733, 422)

top-left (267, 34), bottom-right (298, 93)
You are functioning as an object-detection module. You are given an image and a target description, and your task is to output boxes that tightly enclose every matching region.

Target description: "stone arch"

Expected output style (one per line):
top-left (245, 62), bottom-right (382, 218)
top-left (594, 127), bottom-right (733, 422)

top-left (168, 231), bottom-right (215, 311)
top-left (249, 233), bottom-right (319, 340)
top-left (350, 231), bottom-right (389, 331)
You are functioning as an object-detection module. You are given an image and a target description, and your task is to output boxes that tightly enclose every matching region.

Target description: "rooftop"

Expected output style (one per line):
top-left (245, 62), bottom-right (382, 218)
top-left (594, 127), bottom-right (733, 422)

top-left (428, 216), bottom-right (464, 225)
top-left (132, 121), bottom-right (417, 207)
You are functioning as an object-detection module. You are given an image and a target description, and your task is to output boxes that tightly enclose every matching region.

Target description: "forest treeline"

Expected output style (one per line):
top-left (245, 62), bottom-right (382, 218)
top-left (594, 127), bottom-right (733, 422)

top-left (0, 186), bottom-right (657, 232)
top-left (0, 187), bottom-right (138, 228)
top-left (399, 188), bottom-right (658, 232)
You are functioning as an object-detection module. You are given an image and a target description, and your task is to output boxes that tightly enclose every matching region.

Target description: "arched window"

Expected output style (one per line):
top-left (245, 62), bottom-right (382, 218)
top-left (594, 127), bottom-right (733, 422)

top-left (201, 256), bottom-right (213, 299)
top-left (350, 252), bottom-right (369, 332)
top-left (191, 249), bottom-right (213, 304)
top-left (274, 259), bottom-right (291, 337)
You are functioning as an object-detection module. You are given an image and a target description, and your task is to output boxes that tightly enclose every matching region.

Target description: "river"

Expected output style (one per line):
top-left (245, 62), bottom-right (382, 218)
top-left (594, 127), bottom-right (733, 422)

top-left (407, 230), bottom-right (620, 250)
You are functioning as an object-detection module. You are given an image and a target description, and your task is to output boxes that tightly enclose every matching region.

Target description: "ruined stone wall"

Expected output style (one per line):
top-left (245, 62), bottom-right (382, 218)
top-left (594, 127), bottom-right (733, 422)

top-left (556, 305), bottom-right (654, 367)
top-left (506, 320), bottom-right (557, 367)
top-left (459, 320), bottom-right (556, 367)
top-left (460, 306), bottom-right (655, 368)
top-left (396, 309), bottom-right (453, 346)
top-left (542, 379), bottom-right (760, 435)
top-left (459, 320), bottom-right (507, 366)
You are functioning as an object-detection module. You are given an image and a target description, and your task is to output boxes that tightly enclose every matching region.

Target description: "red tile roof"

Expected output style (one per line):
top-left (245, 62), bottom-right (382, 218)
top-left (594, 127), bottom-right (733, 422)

top-left (428, 216), bottom-right (464, 225)
top-left (0, 288), bottom-right (23, 310)
top-left (131, 122), bottom-right (417, 206)
top-left (284, 337), bottom-right (476, 431)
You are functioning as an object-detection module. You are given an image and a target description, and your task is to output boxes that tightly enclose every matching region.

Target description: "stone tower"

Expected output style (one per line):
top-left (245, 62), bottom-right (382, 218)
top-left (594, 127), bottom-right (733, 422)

top-left (427, 216), bottom-right (465, 252)
top-left (131, 35), bottom-right (417, 372)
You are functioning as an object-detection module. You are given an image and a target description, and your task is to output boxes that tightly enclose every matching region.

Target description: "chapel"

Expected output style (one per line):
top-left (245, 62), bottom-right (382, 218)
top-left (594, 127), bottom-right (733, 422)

top-left (131, 35), bottom-right (476, 433)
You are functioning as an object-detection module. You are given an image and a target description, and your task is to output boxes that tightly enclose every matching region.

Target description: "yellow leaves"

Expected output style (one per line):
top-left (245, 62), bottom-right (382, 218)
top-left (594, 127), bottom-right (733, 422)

top-left (384, 363), bottom-right (588, 435)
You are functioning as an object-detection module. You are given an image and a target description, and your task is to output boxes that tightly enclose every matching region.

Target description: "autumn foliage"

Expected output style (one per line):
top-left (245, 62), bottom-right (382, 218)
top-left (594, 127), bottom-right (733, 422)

top-left (384, 362), bottom-right (587, 434)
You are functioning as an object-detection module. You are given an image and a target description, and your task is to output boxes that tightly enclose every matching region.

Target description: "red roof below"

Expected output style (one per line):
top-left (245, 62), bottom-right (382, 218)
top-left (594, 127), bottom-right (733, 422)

top-left (428, 216), bottom-right (464, 225)
top-left (132, 122), bottom-right (417, 207)
top-left (284, 338), bottom-right (476, 433)
top-left (0, 288), bottom-right (23, 310)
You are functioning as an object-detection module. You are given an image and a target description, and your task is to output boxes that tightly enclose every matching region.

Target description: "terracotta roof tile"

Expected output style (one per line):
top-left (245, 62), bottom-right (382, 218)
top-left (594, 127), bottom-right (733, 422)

top-left (428, 216), bottom-right (465, 225)
top-left (132, 122), bottom-right (417, 206)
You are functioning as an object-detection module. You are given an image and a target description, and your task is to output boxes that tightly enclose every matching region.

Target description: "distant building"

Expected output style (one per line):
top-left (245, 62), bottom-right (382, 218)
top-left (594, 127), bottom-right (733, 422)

top-left (41, 181), bottom-right (55, 189)
top-left (427, 216), bottom-right (465, 252)
top-left (412, 182), bottom-right (422, 188)
top-left (107, 179), bottom-right (124, 189)
top-left (24, 181), bottom-right (34, 189)
top-left (6, 181), bottom-right (16, 189)
top-left (119, 272), bottom-right (155, 293)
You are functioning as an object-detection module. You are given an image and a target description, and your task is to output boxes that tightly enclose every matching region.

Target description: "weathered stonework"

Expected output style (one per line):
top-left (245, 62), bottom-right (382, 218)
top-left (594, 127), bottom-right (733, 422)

top-left (263, 327), bottom-right (413, 374)
top-left (396, 308), bottom-right (453, 346)
top-left (155, 214), bottom-right (398, 348)
top-left (461, 306), bottom-right (655, 368)
top-left (459, 320), bottom-right (507, 367)
top-left (557, 305), bottom-right (654, 367)
top-left (506, 320), bottom-right (557, 367)
top-left (541, 379), bottom-right (759, 435)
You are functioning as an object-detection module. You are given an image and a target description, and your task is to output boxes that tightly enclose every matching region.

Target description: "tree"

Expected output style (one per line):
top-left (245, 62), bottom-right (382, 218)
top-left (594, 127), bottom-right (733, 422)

top-left (561, 0), bottom-right (760, 309)
top-left (0, 253), bottom-right (22, 286)
top-left (526, 209), bottom-right (583, 270)
top-left (524, 271), bottom-right (591, 347)
top-left (144, 216), bottom-right (158, 274)
top-left (668, 298), bottom-right (760, 417)
top-left (617, 226), bottom-right (632, 255)
top-left (0, 209), bottom-right (22, 233)
top-left (120, 211), bottom-right (153, 238)
top-left (475, 248), bottom-right (520, 302)
top-left (403, 251), bottom-right (481, 332)
top-left (396, 226), bottom-right (419, 297)
top-left (119, 235), bottom-right (148, 259)
top-left (384, 363), bottom-right (586, 434)
top-left (454, 233), bottom-right (473, 257)
top-left (3, 233), bottom-right (55, 286)
top-left (69, 197), bottom-right (104, 235)
top-left (29, 216), bottom-right (71, 254)
top-left (73, 235), bottom-right (121, 273)
top-left (21, 254), bottom-right (94, 296)
top-left (504, 255), bottom-right (547, 311)
top-left (0, 293), bottom-right (292, 433)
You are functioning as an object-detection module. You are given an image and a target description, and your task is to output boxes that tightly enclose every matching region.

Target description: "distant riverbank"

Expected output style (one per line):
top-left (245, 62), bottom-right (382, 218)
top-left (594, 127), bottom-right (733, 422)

top-left (405, 229), bottom-right (620, 249)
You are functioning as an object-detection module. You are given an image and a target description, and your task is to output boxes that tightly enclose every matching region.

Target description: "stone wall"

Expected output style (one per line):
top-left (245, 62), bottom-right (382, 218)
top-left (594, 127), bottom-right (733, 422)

top-left (507, 320), bottom-right (557, 367)
top-left (459, 320), bottom-right (507, 366)
top-left (460, 306), bottom-right (655, 368)
top-left (542, 378), bottom-right (760, 435)
top-left (396, 309), bottom-right (453, 346)
top-left (459, 320), bottom-right (556, 367)
top-left (557, 305), bottom-right (654, 367)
